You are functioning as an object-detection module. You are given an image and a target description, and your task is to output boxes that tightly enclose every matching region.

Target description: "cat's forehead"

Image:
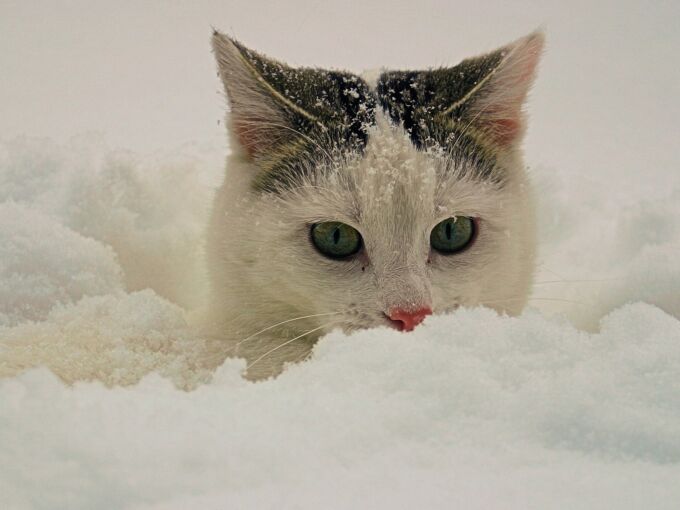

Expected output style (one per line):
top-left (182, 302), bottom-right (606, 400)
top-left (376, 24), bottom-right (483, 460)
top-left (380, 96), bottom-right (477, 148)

top-left (213, 32), bottom-right (543, 194)
top-left (282, 116), bottom-right (504, 230)
top-left (350, 113), bottom-right (436, 189)
top-left (256, 86), bottom-right (503, 196)
top-left (233, 55), bottom-right (504, 192)
top-left (347, 119), bottom-right (439, 228)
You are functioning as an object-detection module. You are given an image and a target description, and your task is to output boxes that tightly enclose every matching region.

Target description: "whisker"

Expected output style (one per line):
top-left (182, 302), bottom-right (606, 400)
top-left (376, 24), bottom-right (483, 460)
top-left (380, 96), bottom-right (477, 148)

top-left (528, 297), bottom-right (590, 306)
top-left (230, 312), bottom-right (341, 353)
top-left (481, 296), bottom-right (590, 307)
top-left (533, 278), bottom-right (623, 285)
top-left (536, 266), bottom-right (569, 281)
top-left (245, 321), bottom-right (342, 372)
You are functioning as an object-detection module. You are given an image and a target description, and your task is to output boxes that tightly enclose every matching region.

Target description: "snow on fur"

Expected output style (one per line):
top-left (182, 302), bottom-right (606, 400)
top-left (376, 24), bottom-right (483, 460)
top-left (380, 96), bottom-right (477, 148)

top-left (1, 136), bottom-right (680, 509)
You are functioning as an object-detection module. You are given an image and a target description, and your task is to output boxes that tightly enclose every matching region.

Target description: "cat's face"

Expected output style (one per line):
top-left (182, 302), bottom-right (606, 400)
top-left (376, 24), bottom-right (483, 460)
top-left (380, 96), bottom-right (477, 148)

top-left (208, 31), bottom-right (542, 345)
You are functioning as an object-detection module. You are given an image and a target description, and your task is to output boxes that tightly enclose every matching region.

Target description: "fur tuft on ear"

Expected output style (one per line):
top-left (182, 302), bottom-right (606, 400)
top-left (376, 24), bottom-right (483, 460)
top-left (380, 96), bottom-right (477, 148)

top-left (212, 31), bottom-right (307, 159)
top-left (377, 30), bottom-right (544, 153)
top-left (212, 31), bottom-right (376, 188)
top-left (454, 31), bottom-right (545, 146)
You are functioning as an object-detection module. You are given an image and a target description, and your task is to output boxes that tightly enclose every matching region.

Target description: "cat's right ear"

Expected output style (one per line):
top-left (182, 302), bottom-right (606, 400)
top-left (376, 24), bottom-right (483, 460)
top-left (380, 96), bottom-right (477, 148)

top-left (211, 31), bottom-right (316, 159)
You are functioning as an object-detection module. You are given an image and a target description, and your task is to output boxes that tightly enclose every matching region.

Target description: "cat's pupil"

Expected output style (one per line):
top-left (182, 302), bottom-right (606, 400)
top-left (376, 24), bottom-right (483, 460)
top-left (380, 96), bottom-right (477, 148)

top-left (445, 221), bottom-right (452, 239)
top-left (333, 228), bottom-right (340, 244)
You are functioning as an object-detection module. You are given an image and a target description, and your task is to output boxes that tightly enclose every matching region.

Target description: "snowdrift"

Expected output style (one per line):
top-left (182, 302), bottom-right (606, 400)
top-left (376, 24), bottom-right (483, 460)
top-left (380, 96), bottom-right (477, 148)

top-left (1, 136), bottom-right (680, 509)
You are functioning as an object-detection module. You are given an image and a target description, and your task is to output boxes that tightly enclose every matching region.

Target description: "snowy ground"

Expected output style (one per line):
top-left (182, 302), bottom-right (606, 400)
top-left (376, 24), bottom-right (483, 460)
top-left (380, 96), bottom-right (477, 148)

top-left (2, 132), bottom-right (680, 510)
top-left (2, 1), bottom-right (680, 509)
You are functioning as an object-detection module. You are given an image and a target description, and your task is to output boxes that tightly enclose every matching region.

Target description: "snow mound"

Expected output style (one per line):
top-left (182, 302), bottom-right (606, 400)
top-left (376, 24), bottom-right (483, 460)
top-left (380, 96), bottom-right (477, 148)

top-left (533, 167), bottom-right (680, 330)
top-left (0, 136), bottom-right (221, 311)
top-left (1, 135), bottom-right (680, 509)
top-left (0, 202), bottom-right (122, 326)
top-left (2, 305), bottom-right (680, 509)
top-left (0, 291), bottom-right (211, 389)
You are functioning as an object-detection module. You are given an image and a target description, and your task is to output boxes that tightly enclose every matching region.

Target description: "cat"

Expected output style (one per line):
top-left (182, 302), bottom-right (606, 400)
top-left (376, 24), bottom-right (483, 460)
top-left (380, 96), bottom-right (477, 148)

top-left (206, 30), bottom-right (544, 379)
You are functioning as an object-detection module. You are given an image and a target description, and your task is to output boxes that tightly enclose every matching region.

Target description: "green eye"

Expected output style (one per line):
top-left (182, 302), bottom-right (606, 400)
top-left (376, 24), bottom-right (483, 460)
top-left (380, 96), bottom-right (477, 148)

top-left (311, 222), bottom-right (362, 259)
top-left (430, 217), bottom-right (476, 254)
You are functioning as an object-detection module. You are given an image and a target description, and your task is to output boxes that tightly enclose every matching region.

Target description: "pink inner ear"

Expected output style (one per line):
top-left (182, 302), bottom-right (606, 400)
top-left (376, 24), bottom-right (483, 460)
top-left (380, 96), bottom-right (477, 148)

top-left (488, 118), bottom-right (522, 146)
top-left (233, 118), bottom-right (261, 158)
top-left (477, 33), bottom-right (543, 147)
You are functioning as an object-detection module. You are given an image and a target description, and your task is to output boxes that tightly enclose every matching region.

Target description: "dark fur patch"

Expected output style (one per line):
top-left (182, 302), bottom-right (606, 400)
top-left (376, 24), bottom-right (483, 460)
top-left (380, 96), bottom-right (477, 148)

top-left (228, 38), bottom-right (508, 190)
top-left (376, 48), bottom-right (507, 183)
top-left (229, 41), bottom-right (376, 191)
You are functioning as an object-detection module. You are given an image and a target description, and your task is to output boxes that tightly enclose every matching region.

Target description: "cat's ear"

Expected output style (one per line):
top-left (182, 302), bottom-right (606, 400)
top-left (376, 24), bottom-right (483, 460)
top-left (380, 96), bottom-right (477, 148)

top-left (446, 31), bottom-right (545, 147)
top-left (212, 31), bottom-right (375, 176)
top-left (211, 31), bottom-right (318, 159)
top-left (378, 31), bottom-right (544, 151)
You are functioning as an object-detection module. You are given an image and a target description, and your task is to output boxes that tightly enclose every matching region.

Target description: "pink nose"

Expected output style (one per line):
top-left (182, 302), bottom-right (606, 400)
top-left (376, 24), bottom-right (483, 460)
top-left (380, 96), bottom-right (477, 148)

top-left (388, 307), bottom-right (432, 332)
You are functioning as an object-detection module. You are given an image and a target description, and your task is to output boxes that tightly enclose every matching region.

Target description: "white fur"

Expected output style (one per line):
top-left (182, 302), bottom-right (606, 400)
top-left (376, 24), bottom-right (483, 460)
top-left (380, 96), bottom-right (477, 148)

top-left (204, 114), bottom-right (535, 379)
top-left (205, 31), bottom-right (541, 379)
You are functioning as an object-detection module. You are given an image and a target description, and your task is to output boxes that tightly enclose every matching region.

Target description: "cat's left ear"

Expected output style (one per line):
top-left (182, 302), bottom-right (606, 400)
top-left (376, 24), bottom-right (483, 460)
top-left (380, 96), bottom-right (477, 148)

top-left (447, 31), bottom-right (545, 147)
top-left (211, 30), bottom-right (375, 167)
top-left (211, 31), bottom-right (315, 160)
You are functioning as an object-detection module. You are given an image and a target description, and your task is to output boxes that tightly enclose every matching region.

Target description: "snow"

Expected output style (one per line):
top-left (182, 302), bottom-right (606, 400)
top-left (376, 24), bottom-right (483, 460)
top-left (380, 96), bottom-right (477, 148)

top-left (3, 1), bottom-right (680, 508)
top-left (2, 303), bottom-right (680, 509)
top-left (2, 133), bottom-right (680, 510)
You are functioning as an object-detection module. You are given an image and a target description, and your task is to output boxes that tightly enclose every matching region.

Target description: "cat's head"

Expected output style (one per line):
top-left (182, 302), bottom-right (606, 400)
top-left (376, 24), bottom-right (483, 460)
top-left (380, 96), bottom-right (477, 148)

top-left (209, 31), bottom-right (543, 337)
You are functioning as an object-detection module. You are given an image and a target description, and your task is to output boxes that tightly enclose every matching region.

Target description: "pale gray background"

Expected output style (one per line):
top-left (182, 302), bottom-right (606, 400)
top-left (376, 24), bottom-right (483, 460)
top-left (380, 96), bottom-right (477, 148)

top-left (2, 0), bottom-right (679, 185)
